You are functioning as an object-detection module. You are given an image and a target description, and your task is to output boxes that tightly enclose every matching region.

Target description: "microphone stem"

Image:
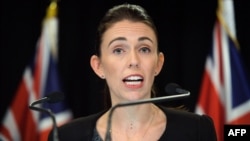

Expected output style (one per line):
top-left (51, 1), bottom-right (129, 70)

top-left (29, 105), bottom-right (59, 141)
top-left (104, 93), bottom-right (190, 141)
top-left (30, 97), bottom-right (48, 106)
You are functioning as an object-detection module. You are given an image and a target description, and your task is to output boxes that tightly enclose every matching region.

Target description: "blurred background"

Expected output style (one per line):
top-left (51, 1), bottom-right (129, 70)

top-left (1, 0), bottom-right (250, 122)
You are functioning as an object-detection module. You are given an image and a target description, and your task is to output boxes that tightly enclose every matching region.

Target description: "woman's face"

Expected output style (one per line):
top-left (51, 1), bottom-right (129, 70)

top-left (91, 20), bottom-right (164, 105)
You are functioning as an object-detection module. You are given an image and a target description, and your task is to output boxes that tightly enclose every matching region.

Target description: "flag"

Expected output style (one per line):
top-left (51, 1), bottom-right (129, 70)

top-left (195, 0), bottom-right (250, 141)
top-left (0, 1), bottom-right (72, 141)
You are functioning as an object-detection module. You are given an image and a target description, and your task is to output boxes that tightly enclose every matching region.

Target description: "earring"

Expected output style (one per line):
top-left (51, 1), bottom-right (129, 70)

top-left (154, 72), bottom-right (157, 76)
top-left (101, 75), bottom-right (105, 79)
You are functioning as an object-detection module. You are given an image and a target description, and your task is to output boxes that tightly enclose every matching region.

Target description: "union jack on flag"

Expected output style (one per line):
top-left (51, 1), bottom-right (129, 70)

top-left (195, 0), bottom-right (250, 141)
top-left (0, 2), bottom-right (72, 141)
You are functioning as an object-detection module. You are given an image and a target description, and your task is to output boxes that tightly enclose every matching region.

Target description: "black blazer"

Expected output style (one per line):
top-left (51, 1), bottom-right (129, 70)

top-left (48, 106), bottom-right (217, 141)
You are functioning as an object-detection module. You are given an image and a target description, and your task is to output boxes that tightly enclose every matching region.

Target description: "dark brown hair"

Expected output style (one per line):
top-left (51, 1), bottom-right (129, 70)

top-left (95, 3), bottom-right (158, 56)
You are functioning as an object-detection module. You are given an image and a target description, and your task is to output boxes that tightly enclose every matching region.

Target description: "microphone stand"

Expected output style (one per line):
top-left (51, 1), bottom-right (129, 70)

top-left (104, 93), bottom-right (190, 141)
top-left (29, 103), bottom-right (59, 141)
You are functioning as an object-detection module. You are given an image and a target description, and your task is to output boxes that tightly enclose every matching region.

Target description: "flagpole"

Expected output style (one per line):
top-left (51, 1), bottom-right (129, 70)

top-left (46, 0), bottom-right (58, 18)
top-left (45, 0), bottom-right (60, 60)
top-left (217, 0), bottom-right (240, 50)
top-left (45, 1), bottom-right (60, 141)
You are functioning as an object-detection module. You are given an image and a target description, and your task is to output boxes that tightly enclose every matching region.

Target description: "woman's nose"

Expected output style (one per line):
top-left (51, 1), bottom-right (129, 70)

top-left (128, 51), bottom-right (139, 68)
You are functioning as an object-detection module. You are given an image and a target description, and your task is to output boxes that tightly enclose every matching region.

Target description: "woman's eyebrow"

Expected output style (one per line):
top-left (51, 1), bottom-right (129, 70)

top-left (108, 37), bottom-right (126, 47)
top-left (138, 36), bottom-right (153, 43)
top-left (108, 36), bottom-right (153, 47)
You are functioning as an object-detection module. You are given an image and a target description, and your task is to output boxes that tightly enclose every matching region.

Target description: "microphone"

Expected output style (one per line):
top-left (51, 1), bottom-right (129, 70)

top-left (104, 83), bottom-right (190, 141)
top-left (29, 91), bottom-right (64, 141)
top-left (29, 91), bottom-right (65, 106)
top-left (165, 83), bottom-right (190, 95)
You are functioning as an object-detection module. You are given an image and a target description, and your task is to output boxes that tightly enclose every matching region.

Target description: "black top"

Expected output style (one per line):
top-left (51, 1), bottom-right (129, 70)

top-left (92, 128), bottom-right (102, 141)
top-left (48, 105), bottom-right (217, 141)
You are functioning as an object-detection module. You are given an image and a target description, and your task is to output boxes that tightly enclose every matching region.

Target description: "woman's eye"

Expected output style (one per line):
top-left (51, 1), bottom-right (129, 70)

top-left (140, 47), bottom-right (151, 53)
top-left (113, 48), bottom-right (124, 54)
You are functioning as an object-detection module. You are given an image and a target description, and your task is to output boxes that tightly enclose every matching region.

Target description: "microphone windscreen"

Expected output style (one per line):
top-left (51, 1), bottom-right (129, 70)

top-left (46, 91), bottom-right (65, 103)
top-left (165, 83), bottom-right (182, 95)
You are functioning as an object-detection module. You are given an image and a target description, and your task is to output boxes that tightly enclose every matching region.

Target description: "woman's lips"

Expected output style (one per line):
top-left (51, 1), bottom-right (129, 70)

top-left (123, 75), bottom-right (143, 88)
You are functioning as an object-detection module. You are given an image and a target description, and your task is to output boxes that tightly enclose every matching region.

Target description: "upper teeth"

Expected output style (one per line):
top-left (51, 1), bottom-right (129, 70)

top-left (126, 76), bottom-right (142, 80)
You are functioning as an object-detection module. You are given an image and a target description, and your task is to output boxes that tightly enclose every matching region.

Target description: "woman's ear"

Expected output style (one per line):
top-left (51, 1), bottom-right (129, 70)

top-left (155, 52), bottom-right (164, 76)
top-left (90, 55), bottom-right (105, 79)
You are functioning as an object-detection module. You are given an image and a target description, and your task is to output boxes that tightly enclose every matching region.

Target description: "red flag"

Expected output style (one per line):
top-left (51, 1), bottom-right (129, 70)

top-left (195, 1), bottom-right (250, 141)
top-left (0, 2), bottom-right (72, 141)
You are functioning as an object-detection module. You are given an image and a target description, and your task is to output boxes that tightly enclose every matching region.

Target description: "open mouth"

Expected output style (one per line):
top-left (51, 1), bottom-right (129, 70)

top-left (123, 75), bottom-right (143, 85)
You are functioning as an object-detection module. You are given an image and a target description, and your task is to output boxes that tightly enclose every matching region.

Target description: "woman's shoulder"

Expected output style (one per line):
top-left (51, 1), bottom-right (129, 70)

top-left (158, 105), bottom-right (217, 141)
top-left (58, 110), bottom-right (105, 131)
top-left (159, 105), bottom-right (213, 122)
top-left (156, 105), bottom-right (217, 141)
top-left (48, 110), bottom-right (106, 141)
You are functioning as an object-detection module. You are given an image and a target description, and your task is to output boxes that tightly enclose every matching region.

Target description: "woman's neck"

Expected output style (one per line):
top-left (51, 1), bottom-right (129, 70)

top-left (111, 103), bottom-right (155, 123)
top-left (108, 104), bottom-right (157, 138)
top-left (97, 104), bottom-right (166, 141)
